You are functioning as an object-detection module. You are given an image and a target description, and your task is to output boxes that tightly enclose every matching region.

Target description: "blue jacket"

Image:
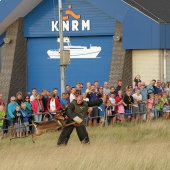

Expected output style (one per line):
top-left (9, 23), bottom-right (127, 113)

top-left (87, 92), bottom-right (98, 102)
top-left (20, 109), bottom-right (32, 123)
top-left (98, 104), bottom-right (105, 117)
top-left (7, 102), bottom-right (18, 121)
top-left (140, 88), bottom-right (148, 101)
top-left (60, 99), bottom-right (68, 108)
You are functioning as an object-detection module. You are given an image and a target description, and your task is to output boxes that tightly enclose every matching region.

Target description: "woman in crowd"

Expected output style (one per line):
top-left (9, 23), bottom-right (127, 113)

top-left (124, 90), bottom-right (134, 122)
top-left (47, 92), bottom-right (61, 120)
top-left (16, 91), bottom-right (24, 106)
top-left (32, 94), bottom-right (44, 122)
top-left (24, 95), bottom-right (32, 113)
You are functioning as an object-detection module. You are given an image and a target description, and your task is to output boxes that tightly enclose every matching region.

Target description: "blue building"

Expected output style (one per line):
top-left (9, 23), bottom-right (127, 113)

top-left (0, 0), bottom-right (170, 102)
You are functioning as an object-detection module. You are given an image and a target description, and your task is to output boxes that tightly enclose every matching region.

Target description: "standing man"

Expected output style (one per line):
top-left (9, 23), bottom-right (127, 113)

top-left (65, 85), bottom-right (71, 96)
top-left (57, 95), bottom-right (102, 145)
top-left (86, 85), bottom-right (98, 126)
top-left (115, 80), bottom-right (123, 96)
top-left (155, 80), bottom-right (163, 94)
top-left (103, 81), bottom-right (110, 96)
top-left (57, 95), bottom-right (89, 145)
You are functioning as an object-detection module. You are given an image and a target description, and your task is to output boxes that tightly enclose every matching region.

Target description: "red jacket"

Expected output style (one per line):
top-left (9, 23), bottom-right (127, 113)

top-left (32, 99), bottom-right (44, 114)
top-left (115, 96), bottom-right (122, 111)
top-left (47, 98), bottom-right (61, 115)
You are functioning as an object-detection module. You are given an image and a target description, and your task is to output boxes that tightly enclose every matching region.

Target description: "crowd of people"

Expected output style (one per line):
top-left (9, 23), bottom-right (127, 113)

top-left (0, 75), bottom-right (170, 139)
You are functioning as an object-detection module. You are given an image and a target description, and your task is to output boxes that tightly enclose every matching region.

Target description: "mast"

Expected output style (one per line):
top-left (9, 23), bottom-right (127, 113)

top-left (58, 0), bottom-right (65, 94)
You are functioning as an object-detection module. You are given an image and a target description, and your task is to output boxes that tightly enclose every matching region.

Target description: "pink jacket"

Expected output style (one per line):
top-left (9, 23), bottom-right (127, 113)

top-left (147, 99), bottom-right (154, 109)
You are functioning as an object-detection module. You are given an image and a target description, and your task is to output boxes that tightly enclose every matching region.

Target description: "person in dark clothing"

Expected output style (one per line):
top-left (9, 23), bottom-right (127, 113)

top-left (124, 91), bottom-right (134, 121)
top-left (41, 90), bottom-right (49, 112)
top-left (86, 85), bottom-right (99, 126)
top-left (16, 91), bottom-right (24, 106)
top-left (115, 80), bottom-right (123, 97)
top-left (134, 75), bottom-right (142, 87)
top-left (57, 95), bottom-right (102, 146)
top-left (13, 105), bottom-right (23, 138)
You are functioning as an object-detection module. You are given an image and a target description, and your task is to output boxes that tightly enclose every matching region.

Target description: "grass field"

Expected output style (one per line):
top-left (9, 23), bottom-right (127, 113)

top-left (1, 120), bottom-right (170, 170)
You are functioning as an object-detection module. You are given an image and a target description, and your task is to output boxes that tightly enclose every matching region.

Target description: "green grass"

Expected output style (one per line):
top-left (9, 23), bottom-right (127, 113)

top-left (1, 120), bottom-right (170, 170)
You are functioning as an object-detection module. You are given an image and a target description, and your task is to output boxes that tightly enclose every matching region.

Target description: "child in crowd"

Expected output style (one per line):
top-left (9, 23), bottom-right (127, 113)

top-left (154, 94), bottom-right (160, 119)
top-left (105, 99), bottom-right (115, 125)
top-left (147, 93), bottom-right (154, 120)
top-left (117, 98), bottom-right (125, 122)
top-left (0, 105), bottom-right (6, 139)
top-left (109, 93), bottom-right (115, 111)
top-left (98, 99), bottom-right (106, 127)
top-left (161, 92), bottom-right (169, 119)
top-left (21, 103), bottom-right (32, 137)
top-left (13, 105), bottom-right (23, 138)
top-left (60, 93), bottom-right (69, 110)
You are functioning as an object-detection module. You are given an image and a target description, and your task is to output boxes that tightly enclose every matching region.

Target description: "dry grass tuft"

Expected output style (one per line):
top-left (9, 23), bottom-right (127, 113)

top-left (1, 120), bottom-right (170, 170)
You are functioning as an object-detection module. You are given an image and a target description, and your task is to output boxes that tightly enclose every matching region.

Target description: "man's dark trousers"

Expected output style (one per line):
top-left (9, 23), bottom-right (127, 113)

top-left (57, 124), bottom-right (89, 145)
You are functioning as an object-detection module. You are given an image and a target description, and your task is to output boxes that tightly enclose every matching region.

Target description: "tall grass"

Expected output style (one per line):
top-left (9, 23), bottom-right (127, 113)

top-left (1, 120), bottom-right (170, 170)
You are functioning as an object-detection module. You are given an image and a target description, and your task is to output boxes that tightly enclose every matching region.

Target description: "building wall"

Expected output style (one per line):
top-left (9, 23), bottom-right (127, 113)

top-left (132, 50), bottom-right (164, 85)
top-left (0, 18), bottom-right (27, 103)
top-left (24, 0), bottom-right (115, 37)
top-left (165, 50), bottom-right (170, 82)
top-left (24, 0), bottom-right (115, 92)
top-left (109, 21), bottom-right (132, 88)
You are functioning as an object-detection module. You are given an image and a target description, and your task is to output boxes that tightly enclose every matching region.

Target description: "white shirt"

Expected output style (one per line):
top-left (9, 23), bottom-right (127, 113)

top-left (109, 97), bottom-right (115, 111)
top-left (83, 98), bottom-right (89, 102)
top-left (70, 93), bottom-right (76, 103)
top-left (30, 95), bottom-right (35, 103)
top-left (103, 88), bottom-right (110, 96)
top-left (50, 99), bottom-right (56, 114)
top-left (132, 93), bottom-right (142, 107)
